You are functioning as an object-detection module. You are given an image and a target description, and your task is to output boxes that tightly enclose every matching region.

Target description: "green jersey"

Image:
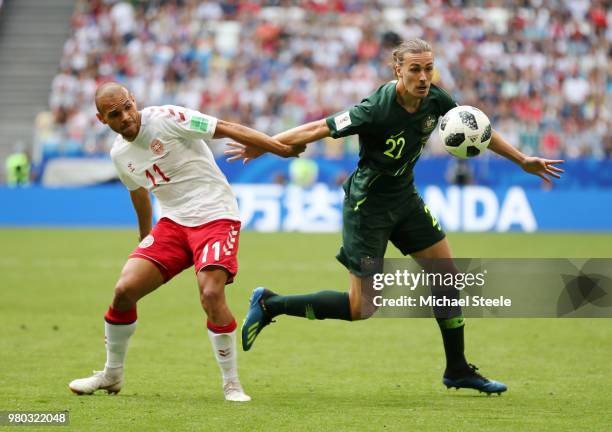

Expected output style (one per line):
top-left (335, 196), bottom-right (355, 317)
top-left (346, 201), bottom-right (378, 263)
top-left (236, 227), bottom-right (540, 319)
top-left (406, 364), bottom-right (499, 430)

top-left (327, 82), bottom-right (456, 275)
top-left (326, 81), bottom-right (457, 183)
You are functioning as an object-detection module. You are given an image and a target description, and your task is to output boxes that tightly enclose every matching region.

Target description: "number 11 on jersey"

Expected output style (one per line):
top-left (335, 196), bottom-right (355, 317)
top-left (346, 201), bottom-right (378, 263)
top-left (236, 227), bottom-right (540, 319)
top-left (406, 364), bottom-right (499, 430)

top-left (145, 163), bottom-right (170, 186)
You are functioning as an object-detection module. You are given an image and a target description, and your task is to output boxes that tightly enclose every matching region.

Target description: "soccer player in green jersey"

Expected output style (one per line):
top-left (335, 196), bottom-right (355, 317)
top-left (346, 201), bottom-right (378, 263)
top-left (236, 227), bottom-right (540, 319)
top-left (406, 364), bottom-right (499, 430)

top-left (226, 38), bottom-right (564, 395)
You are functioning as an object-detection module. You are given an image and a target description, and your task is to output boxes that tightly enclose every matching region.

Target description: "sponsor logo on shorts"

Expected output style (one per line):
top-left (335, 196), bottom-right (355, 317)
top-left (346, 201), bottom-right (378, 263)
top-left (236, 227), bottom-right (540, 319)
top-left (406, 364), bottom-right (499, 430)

top-left (139, 235), bottom-right (154, 248)
top-left (334, 111), bottom-right (351, 131)
top-left (150, 139), bottom-right (164, 155)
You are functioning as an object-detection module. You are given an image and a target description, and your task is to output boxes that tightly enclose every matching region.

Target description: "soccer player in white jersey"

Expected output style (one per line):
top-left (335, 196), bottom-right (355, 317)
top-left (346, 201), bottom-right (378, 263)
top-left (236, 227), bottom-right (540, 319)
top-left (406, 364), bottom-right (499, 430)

top-left (68, 82), bottom-right (302, 402)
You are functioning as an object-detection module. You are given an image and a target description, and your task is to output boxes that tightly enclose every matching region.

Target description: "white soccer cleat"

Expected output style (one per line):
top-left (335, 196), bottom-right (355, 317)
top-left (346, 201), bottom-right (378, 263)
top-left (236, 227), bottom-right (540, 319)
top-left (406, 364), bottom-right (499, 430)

top-left (223, 380), bottom-right (251, 402)
top-left (68, 369), bottom-right (123, 395)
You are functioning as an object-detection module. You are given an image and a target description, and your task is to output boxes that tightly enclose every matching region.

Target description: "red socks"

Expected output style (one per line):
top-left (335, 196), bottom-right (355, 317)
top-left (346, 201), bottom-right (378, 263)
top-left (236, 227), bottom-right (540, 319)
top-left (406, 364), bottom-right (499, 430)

top-left (207, 319), bottom-right (237, 333)
top-left (104, 306), bottom-right (137, 325)
top-left (104, 306), bottom-right (234, 333)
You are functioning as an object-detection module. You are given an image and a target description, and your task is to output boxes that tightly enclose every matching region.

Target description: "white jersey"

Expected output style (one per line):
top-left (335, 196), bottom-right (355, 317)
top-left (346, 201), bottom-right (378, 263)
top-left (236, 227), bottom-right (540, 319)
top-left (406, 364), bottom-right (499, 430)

top-left (110, 105), bottom-right (240, 227)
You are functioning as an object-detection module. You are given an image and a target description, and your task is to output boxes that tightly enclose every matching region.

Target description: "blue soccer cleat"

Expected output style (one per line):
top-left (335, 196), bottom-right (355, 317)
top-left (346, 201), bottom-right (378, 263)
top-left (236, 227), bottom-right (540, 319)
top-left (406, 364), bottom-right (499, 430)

top-left (443, 363), bottom-right (507, 395)
top-left (241, 287), bottom-right (275, 351)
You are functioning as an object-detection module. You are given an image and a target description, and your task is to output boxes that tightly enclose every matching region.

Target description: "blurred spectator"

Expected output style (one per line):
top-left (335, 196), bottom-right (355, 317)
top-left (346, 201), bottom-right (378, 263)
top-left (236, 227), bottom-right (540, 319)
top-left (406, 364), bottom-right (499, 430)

top-left (541, 128), bottom-right (562, 159)
top-left (445, 159), bottom-right (473, 186)
top-left (519, 121), bottom-right (541, 156)
top-left (5, 152), bottom-right (31, 187)
top-left (289, 158), bottom-right (319, 187)
top-left (562, 68), bottom-right (590, 113)
top-left (39, 0), bottom-right (609, 162)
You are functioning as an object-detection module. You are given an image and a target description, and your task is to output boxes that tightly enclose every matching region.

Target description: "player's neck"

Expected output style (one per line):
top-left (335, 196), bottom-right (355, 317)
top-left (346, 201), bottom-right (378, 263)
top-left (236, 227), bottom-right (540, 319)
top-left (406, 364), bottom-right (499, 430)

top-left (396, 81), bottom-right (422, 113)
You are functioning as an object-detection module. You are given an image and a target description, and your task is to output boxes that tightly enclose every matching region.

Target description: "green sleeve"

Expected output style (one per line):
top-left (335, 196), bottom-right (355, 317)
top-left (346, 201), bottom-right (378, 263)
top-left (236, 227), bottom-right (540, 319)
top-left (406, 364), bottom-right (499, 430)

top-left (325, 98), bottom-right (375, 139)
top-left (438, 86), bottom-right (458, 116)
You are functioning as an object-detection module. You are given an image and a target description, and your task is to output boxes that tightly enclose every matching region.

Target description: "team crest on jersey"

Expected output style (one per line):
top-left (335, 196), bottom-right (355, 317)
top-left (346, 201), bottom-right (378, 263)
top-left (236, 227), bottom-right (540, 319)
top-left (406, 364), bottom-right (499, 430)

top-left (150, 139), bottom-right (164, 155)
top-left (139, 235), bottom-right (154, 248)
top-left (127, 162), bottom-right (135, 173)
top-left (422, 114), bottom-right (437, 133)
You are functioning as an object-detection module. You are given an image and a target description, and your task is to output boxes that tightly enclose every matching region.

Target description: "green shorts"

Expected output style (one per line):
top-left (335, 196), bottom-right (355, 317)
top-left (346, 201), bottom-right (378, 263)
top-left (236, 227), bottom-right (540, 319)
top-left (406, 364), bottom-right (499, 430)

top-left (336, 169), bottom-right (446, 276)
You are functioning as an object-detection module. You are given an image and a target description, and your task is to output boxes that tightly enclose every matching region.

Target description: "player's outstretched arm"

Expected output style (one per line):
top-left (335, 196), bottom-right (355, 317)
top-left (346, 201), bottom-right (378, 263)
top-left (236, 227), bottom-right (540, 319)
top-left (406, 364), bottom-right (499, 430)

top-left (130, 187), bottom-right (152, 241)
top-left (488, 129), bottom-right (564, 184)
top-left (274, 119), bottom-right (331, 146)
top-left (225, 119), bottom-right (330, 164)
top-left (214, 120), bottom-right (302, 159)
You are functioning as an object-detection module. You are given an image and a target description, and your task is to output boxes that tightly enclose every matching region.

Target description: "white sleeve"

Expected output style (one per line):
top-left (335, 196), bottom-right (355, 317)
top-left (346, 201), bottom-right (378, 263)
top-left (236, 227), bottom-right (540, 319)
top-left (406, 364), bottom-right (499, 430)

top-left (111, 154), bottom-right (140, 191)
top-left (158, 105), bottom-right (218, 141)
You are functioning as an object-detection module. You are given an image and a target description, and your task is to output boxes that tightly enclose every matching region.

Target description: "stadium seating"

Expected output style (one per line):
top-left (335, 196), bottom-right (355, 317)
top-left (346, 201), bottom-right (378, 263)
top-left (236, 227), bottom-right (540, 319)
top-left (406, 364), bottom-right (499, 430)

top-left (0, 0), bottom-right (74, 177)
top-left (37, 0), bottom-right (610, 164)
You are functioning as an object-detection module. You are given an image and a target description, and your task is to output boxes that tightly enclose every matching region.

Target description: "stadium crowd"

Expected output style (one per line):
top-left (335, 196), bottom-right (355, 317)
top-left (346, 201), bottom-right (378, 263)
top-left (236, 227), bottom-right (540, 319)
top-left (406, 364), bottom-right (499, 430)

top-left (38, 0), bottom-right (610, 161)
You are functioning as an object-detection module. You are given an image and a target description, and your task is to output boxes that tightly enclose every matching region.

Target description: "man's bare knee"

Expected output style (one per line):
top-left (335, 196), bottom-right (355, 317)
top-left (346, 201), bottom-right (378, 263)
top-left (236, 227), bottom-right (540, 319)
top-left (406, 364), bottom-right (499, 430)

top-left (199, 277), bottom-right (226, 312)
top-left (349, 294), bottom-right (376, 321)
top-left (197, 268), bottom-right (228, 309)
top-left (112, 258), bottom-right (164, 310)
top-left (113, 278), bottom-right (139, 310)
top-left (349, 273), bottom-right (379, 320)
top-left (200, 287), bottom-right (224, 308)
top-left (353, 303), bottom-right (377, 320)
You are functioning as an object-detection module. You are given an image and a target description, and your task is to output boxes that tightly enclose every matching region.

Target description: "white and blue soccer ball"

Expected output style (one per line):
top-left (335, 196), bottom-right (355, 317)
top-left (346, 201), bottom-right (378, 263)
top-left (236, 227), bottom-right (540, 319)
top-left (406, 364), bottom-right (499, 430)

top-left (439, 105), bottom-right (492, 159)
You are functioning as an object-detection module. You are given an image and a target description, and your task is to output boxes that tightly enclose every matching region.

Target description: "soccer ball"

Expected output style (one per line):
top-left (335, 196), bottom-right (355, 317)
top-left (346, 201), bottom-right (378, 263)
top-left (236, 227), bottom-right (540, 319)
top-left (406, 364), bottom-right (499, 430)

top-left (439, 106), bottom-right (492, 158)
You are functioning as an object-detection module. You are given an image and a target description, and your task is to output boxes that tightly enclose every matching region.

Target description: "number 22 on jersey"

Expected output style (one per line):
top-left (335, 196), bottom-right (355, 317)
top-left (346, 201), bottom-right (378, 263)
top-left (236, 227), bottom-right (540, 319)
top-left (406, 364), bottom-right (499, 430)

top-left (384, 136), bottom-right (405, 159)
top-left (145, 163), bottom-right (170, 186)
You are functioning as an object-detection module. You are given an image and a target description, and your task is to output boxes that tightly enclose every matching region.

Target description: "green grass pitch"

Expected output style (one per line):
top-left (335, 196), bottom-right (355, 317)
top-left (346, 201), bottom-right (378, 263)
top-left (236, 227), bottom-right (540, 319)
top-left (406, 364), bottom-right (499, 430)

top-left (1, 229), bottom-right (611, 431)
